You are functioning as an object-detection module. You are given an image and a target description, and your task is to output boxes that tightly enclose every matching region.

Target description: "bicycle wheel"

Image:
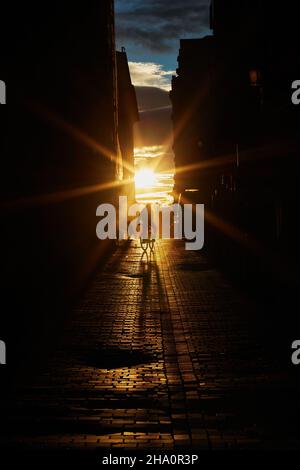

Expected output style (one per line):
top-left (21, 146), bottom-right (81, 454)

top-left (149, 240), bottom-right (155, 252)
top-left (140, 239), bottom-right (149, 251)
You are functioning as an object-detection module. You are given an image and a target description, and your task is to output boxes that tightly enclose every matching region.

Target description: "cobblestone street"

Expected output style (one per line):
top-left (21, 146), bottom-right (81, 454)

top-left (5, 240), bottom-right (300, 453)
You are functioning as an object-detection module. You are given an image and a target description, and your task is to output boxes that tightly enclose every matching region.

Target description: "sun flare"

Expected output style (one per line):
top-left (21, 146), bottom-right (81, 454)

top-left (134, 168), bottom-right (157, 190)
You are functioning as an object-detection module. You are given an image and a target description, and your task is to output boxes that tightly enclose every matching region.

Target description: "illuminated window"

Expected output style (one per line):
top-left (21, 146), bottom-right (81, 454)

top-left (249, 69), bottom-right (262, 87)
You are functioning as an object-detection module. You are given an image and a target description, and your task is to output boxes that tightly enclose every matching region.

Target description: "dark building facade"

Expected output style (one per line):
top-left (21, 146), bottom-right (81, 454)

top-left (117, 49), bottom-right (139, 203)
top-left (170, 0), bottom-right (300, 279)
top-left (0, 1), bottom-right (137, 381)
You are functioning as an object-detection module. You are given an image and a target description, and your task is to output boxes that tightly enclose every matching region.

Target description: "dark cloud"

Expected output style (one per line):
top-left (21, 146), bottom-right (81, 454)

top-left (135, 86), bottom-right (171, 111)
top-left (134, 88), bottom-right (172, 147)
top-left (134, 106), bottom-right (173, 147)
top-left (115, 0), bottom-right (211, 53)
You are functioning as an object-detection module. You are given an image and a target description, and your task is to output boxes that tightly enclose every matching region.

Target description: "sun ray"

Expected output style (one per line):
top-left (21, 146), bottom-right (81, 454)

top-left (26, 100), bottom-right (136, 176)
top-left (2, 178), bottom-right (133, 212)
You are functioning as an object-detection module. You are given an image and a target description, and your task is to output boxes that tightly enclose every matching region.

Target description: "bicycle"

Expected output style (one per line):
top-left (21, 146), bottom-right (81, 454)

top-left (140, 238), bottom-right (155, 252)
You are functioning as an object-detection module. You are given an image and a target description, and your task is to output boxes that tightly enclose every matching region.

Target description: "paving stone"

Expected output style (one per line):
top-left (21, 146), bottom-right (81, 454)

top-left (5, 240), bottom-right (300, 451)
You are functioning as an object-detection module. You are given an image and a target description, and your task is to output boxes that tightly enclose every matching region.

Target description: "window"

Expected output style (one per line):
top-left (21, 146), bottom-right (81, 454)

top-left (249, 69), bottom-right (262, 87)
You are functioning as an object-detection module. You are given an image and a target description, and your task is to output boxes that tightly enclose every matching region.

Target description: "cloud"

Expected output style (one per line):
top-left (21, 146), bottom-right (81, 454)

top-left (129, 61), bottom-right (175, 91)
top-left (135, 86), bottom-right (171, 111)
top-left (116, 0), bottom-right (211, 53)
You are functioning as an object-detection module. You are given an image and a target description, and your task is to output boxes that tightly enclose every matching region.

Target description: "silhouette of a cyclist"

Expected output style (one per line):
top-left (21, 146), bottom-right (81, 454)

top-left (140, 203), bottom-right (156, 252)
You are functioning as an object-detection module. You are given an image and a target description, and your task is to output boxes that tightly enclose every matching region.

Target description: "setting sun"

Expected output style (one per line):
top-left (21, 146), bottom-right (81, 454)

top-left (134, 168), bottom-right (157, 190)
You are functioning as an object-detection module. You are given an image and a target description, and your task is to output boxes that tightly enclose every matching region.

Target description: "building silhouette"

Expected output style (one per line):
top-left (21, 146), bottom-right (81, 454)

top-left (117, 49), bottom-right (139, 203)
top-left (0, 1), bottom-right (138, 380)
top-left (170, 0), bottom-right (300, 277)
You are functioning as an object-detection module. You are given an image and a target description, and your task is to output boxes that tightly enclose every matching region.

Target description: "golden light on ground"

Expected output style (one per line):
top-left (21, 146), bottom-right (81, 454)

top-left (134, 168), bottom-right (158, 189)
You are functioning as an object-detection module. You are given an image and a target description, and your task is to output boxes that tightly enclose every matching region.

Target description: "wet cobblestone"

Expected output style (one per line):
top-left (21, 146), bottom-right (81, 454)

top-left (5, 240), bottom-right (300, 451)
